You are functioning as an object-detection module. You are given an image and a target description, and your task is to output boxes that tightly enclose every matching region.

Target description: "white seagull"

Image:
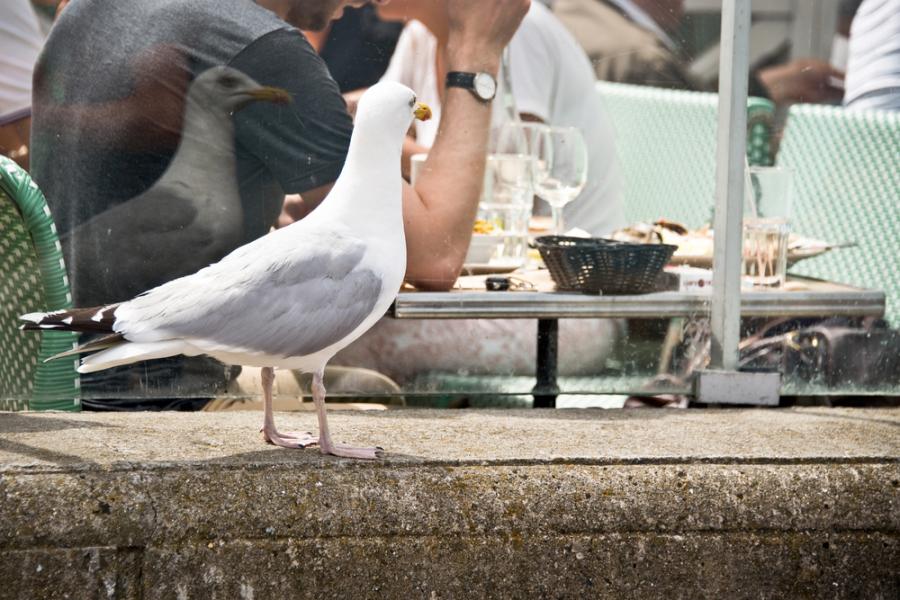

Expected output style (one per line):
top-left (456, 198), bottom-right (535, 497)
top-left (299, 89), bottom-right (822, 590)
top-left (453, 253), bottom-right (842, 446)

top-left (22, 80), bottom-right (432, 459)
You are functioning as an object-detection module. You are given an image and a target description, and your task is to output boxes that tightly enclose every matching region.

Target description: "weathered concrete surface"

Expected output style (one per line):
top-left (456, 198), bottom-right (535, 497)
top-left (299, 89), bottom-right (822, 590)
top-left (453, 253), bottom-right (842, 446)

top-left (1, 408), bottom-right (898, 599)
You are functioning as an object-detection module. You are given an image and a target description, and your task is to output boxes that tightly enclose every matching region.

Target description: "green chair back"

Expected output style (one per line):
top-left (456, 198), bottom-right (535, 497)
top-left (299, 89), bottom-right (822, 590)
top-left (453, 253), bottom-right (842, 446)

top-left (0, 155), bottom-right (79, 411)
top-left (596, 81), bottom-right (774, 228)
top-left (777, 104), bottom-right (900, 326)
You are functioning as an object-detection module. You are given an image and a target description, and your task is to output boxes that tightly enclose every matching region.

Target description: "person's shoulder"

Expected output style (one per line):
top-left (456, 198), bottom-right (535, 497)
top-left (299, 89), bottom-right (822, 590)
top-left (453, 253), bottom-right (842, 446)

top-left (516, 2), bottom-right (563, 39)
top-left (511, 2), bottom-right (599, 75)
top-left (510, 2), bottom-right (573, 58)
top-left (181, 0), bottom-right (281, 22)
top-left (161, 0), bottom-right (288, 42)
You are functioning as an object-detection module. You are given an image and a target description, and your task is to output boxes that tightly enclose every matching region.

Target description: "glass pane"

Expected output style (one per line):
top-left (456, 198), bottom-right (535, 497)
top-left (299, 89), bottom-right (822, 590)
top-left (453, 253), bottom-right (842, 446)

top-left (2, 0), bottom-right (895, 413)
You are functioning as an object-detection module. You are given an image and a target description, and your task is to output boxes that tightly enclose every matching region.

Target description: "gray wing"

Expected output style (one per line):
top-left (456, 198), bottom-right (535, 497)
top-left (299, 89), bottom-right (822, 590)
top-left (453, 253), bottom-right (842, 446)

top-left (113, 225), bottom-right (383, 358)
top-left (63, 180), bottom-right (243, 304)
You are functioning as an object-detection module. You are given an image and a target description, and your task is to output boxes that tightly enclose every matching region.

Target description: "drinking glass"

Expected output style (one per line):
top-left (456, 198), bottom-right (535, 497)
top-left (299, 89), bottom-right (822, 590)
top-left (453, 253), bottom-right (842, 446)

top-left (475, 123), bottom-right (543, 266)
top-left (742, 166), bottom-right (794, 288)
top-left (532, 126), bottom-right (588, 235)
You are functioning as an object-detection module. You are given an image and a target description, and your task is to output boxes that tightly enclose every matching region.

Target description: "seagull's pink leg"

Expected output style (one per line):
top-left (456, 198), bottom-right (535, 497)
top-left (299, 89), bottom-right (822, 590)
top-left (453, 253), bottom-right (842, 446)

top-left (312, 369), bottom-right (382, 459)
top-left (260, 366), bottom-right (318, 449)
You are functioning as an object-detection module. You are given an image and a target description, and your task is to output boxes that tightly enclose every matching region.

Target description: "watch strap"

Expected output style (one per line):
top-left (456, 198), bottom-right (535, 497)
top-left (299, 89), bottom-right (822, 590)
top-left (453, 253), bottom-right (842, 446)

top-left (446, 71), bottom-right (477, 91)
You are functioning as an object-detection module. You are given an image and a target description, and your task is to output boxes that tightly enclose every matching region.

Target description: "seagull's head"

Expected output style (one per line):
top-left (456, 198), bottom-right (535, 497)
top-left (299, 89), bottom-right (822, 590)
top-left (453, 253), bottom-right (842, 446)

top-left (354, 81), bottom-right (431, 139)
top-left (191, 66), bottom-right (291, 113)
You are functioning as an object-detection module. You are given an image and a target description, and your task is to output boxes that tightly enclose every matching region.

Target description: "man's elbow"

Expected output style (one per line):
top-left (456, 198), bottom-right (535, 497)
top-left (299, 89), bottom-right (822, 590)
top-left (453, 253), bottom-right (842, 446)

top-left (405, 258), bottom-right (462, 291)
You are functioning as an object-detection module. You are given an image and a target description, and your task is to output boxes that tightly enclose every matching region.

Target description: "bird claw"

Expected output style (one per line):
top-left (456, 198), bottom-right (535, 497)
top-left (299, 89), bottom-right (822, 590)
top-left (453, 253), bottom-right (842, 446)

top-left (262, 429), bottom-right (319, 449)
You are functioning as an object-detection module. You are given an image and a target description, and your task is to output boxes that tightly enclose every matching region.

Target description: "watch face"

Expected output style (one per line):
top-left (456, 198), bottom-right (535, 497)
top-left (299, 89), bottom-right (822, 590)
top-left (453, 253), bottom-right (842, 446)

top-left (473, 72), bottom-right (497, 101)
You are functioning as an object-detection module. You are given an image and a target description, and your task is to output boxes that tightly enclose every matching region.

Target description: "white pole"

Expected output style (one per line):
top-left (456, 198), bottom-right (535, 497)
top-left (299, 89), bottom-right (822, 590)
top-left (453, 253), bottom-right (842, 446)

top-left (710, 0), bottom-right (751, 370)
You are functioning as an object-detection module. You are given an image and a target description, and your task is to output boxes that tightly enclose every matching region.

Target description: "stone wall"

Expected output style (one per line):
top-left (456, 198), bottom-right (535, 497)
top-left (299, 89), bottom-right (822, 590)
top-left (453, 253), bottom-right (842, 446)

top-left (1, 409), bottom-right (898, 598)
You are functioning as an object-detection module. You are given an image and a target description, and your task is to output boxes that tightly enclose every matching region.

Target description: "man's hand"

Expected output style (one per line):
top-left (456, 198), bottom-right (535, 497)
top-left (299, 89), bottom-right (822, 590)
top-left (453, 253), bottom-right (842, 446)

top-left (758, 58), bottom-right (845, 105)
top-left (276, 184), bottom-right (333, 228)
top-left (277, 194), bottom-right (307, 228)
top-left (445, 0), bottom-right (531, 72)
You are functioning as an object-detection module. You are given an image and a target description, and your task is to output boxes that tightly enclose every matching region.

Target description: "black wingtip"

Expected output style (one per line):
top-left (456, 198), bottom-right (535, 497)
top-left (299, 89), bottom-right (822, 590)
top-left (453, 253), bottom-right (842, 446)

top-left (17, 305), bottom-right (120, 334)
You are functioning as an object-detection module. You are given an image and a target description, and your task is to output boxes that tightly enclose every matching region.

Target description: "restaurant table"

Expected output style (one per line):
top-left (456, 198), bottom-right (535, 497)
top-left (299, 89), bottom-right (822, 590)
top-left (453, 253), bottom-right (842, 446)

top-left (390, 270), bottom-right (886, 407)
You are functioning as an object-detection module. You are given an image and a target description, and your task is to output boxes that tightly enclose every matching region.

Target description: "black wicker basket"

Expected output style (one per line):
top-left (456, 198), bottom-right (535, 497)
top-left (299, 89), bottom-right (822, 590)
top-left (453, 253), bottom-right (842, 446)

top-left (534, 236), bottom-right (677, 295)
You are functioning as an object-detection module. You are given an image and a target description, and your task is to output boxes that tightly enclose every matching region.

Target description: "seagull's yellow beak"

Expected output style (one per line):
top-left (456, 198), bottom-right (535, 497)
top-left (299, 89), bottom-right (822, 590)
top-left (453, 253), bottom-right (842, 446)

top-left (414, 102), bottom-right (432, 121)
top-left (247, 86), bottom-right (292, 104)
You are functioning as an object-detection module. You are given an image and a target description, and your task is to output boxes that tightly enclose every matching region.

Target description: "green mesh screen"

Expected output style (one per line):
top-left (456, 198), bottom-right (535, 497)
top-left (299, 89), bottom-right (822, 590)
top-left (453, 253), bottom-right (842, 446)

top-left (778, 105), bottom-right (900, 326)
top-left (597, 81), bottom-right (774, 228)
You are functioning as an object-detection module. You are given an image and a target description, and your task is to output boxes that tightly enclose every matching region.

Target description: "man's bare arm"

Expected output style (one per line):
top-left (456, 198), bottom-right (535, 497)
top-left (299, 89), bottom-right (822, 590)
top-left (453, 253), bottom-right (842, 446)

top-left (401, 0), bottom-right (530, 290)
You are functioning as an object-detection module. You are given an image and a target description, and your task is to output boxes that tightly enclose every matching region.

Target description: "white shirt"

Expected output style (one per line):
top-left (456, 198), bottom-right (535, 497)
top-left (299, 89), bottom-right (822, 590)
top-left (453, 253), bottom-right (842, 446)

top-left (0, 0), bottom-right (45, 120)
top-left (844, 0), bottom-right (900, 111)
top-left (381, 2), bottom-right (625, 236)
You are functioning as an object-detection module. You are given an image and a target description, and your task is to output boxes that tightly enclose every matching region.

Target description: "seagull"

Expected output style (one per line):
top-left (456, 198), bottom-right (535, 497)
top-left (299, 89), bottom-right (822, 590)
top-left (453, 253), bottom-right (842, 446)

top-left (22, 81), bottom-right (432, 460)
top-left (63, 65), bottom-right (292, 303)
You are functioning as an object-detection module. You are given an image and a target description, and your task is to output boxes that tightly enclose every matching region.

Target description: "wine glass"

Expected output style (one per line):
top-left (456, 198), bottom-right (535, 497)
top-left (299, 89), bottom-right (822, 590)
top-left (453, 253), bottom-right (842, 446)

top-left (532, 127), bottom-right (588, 235)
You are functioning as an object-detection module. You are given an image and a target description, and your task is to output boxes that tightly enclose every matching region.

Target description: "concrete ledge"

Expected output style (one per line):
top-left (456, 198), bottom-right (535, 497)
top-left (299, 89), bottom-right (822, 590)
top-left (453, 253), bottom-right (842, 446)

top-left (1, 408), bottom-right (898, 598)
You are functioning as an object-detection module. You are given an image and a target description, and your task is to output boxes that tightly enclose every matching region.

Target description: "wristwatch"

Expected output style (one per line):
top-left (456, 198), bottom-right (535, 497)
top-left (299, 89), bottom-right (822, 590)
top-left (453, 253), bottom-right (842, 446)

top-left (446, 71), bottom-right (497, 103)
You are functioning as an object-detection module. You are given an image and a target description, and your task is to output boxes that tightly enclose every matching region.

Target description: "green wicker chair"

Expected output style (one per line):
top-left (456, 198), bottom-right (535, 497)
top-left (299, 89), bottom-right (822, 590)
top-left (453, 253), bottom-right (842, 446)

top-left (777, 104), bottom-right (900, 326)
top-left (0, 155), bottom-right (80, 411)
top-left (596, 81), bottom-right (774, 228)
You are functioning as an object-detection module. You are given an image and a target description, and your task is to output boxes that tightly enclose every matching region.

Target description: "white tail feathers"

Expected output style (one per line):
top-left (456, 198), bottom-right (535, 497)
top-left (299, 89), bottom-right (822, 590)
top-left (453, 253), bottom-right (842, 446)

top-left (77, 340), bottom-right (198, 373)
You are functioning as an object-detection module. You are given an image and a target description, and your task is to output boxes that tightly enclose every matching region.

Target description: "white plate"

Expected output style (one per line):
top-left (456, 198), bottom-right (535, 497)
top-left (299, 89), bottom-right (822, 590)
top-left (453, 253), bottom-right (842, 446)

top-left (460, 263), bottom-right (520, 275)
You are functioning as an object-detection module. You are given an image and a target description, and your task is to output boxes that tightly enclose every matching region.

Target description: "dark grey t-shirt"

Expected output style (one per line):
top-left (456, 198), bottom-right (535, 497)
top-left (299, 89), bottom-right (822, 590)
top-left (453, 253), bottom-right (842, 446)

top-left (31, 0), bottom-right (353, 306)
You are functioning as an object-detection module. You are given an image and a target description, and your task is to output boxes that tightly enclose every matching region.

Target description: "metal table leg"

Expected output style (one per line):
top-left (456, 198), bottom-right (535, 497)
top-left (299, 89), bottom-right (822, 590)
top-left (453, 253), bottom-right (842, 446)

top-left (532, 318), bottom-right (559, 408)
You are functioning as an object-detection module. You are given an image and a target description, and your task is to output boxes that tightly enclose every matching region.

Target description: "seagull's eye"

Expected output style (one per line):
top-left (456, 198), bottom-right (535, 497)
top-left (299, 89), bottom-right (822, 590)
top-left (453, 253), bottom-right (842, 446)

top-left (219, 75), bottom-right (240, 89)
top-left (409, 97), bottom-right (416, 108)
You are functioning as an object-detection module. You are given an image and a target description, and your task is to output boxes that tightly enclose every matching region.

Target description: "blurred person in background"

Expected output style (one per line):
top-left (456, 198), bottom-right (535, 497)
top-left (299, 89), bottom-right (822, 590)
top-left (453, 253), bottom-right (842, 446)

top-left (833, 0), bottom-right (863, 57)
top-left (553, 0), bottom-right (691, 89)
top-left (552, 0), bottom-right (845, 108)
top-left (844, 0), bottom-right (900, 111)
top-left (0, 0), bottom-right (46, 170)
top-left (837, 0), bottom-right (864, 37)
top-left (303, 4), bottom-right (403, 93)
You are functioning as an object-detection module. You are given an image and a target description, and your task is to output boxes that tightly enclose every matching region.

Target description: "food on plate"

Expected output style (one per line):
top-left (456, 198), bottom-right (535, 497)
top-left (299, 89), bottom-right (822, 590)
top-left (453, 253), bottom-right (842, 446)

top-left (611, 220), bottom-right (846, 267)
top-left (473, 218), bottom-right (496, 234)
top-left (609, 222), bottom-right (663, 244)
top-left (654, 219), bottom-right (689, 235)
top-left (610, 220), bottom-right (709, 255)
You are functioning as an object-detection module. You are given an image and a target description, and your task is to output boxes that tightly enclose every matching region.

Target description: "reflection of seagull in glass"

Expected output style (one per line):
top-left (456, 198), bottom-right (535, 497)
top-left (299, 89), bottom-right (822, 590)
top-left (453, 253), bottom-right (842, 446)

top-left (22, 81), bottom-right (432, 460)
top-left (64, 66), bottom-right (292, 301)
